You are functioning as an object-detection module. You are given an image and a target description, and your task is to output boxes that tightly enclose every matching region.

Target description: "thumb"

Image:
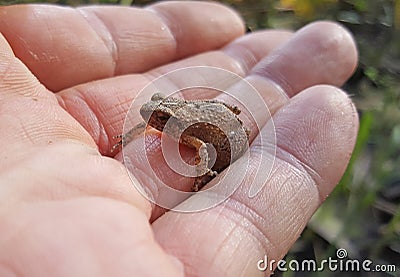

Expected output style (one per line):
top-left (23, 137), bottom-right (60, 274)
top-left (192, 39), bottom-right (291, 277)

top-left (0, 33), bottom-right (95, 154)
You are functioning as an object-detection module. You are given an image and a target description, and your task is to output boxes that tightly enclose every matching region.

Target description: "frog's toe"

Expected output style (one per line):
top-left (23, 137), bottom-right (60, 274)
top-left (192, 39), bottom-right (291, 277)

top-left (209, 170), bottom-right (218, 176)
top-left (111, 141), bottom-right (122, 152)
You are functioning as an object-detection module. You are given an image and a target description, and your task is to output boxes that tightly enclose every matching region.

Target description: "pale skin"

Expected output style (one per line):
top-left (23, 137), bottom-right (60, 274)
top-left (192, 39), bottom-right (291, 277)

top-left (0, 2), bottom-right (358, 276)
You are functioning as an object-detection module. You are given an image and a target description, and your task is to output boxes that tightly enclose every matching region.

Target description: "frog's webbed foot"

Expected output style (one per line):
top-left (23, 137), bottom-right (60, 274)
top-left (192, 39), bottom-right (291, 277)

top-left (111, 122), bottom-right (147, 152)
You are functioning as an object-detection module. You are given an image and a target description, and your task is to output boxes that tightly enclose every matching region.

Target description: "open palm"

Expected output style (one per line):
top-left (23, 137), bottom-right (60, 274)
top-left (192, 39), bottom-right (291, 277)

top-left (0, 2), bottom-right (358, 276)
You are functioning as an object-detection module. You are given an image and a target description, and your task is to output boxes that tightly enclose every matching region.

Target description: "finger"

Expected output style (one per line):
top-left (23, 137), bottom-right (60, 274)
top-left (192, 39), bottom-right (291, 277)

top-left (0, 2), bottom-right (244, 91)
top-left (250, 21), bottom-right (358, 97)
top-left (57, 30), bottom-right (293, 155)
top-left (152, 86), bottom-right (359, 275)
top-left (216, 21), bottom-right (358, 139)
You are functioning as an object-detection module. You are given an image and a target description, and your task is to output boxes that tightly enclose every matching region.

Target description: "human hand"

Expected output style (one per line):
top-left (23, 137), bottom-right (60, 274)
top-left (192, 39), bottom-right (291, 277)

top-left (0, 2), bottom-right (358, 276)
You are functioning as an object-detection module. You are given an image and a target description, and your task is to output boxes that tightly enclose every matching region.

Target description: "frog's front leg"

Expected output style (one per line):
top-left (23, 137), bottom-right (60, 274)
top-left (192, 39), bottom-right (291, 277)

top-left (179, 135), bottom-right (217, 191)
top-left (112, 122), bottom-right (147, 152)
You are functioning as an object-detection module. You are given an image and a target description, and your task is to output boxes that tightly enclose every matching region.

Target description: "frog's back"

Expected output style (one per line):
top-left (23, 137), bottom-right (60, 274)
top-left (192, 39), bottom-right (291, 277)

top-left (178, 102), bottom-right (249, 171)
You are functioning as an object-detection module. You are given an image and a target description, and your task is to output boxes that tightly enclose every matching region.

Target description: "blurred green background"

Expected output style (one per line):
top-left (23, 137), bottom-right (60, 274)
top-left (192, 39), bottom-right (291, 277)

top-left (1, 0), bottom-right (399, 275)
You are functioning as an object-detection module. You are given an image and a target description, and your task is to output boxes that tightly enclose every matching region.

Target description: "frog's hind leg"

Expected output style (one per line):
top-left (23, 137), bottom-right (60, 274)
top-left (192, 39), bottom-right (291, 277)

top-left (180, 135), bottom-right (210, 172)
top-left (180, 135), bottom-right (217, 191)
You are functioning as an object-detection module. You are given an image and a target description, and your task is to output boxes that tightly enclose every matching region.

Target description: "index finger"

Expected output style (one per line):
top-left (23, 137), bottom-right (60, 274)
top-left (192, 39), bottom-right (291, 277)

top-left (0, 2), bottom-right (244, 91)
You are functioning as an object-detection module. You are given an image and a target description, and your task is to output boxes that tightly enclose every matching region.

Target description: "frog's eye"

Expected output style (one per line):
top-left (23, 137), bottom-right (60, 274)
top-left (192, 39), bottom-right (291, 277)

top-left (151, 93), bottom-right (166, 101)
top-left (154, 111), bottom-right (171, 123)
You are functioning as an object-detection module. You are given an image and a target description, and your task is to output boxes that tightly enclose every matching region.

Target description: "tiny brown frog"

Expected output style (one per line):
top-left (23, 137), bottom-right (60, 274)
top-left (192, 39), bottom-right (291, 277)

top-left (113, 93), bottom-right (250, 191)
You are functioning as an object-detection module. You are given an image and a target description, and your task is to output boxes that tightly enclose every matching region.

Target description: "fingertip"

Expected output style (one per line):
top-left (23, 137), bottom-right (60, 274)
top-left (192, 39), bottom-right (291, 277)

top-left (276, 84), bottom-right (359, 197)
top-left (251, 20), bottom-right (359, 97)
top-left (299, 21), bottom-right (359, 81)
top-left (148, 1), bottom-right (245, 57)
